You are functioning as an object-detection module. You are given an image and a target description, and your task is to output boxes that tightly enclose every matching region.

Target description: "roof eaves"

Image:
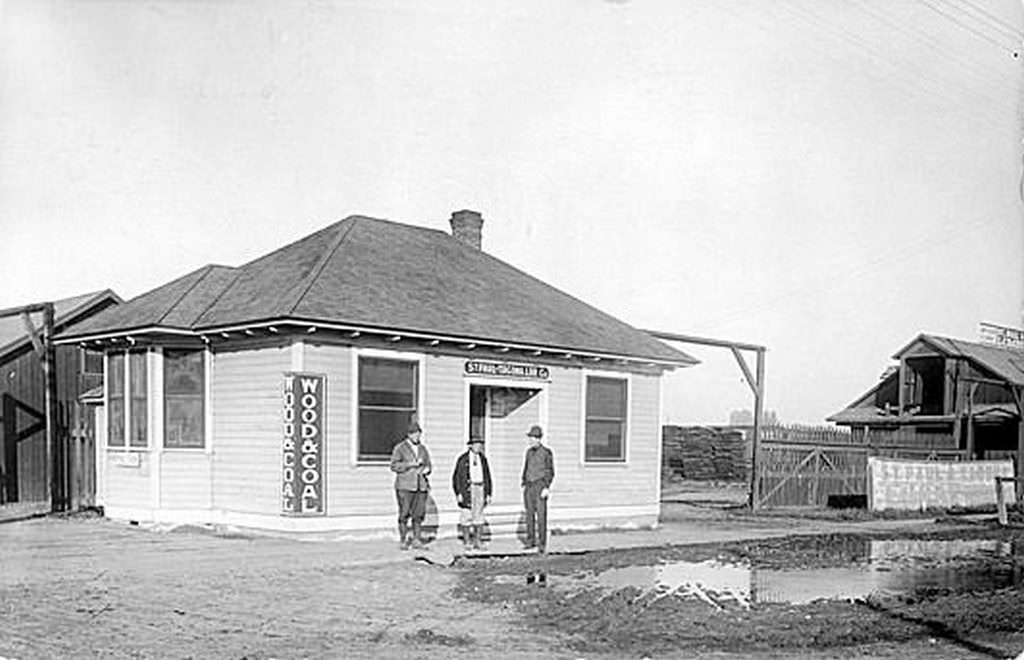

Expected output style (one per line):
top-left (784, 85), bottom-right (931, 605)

top-left (53, 325), bottom-right (199, 345)
top-left (195, 316), bottom-right (699, 368)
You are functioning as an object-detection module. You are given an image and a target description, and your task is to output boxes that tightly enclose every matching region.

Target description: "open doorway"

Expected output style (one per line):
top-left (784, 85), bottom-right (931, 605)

top-left (467, 384), bottom-right (542, 507)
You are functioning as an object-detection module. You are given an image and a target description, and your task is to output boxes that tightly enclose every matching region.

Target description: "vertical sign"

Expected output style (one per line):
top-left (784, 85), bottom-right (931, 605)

top-left (282, 372), bottom-right (325, 515)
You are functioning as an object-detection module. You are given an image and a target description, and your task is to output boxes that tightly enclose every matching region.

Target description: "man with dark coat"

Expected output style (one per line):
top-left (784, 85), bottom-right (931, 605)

top-left (451, 436), bottom-right (493, 550)
top-left (521, 424), bottom-right (554, 552)
top-left (390, 421), bottom-right (432, 549)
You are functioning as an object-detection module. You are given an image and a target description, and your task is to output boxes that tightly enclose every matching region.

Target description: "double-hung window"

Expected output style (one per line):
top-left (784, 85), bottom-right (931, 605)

top-left (107, 350), bottom-right (148, 448)
top-left (584, 375), bottom-right (627, 462)
top-left (164, 349), bottom-right (205, 449)
top-left (357, 356), bottom-right (418, 461)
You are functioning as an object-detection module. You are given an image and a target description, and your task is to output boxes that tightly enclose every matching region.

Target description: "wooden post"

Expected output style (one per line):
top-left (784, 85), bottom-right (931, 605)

top-left (996, 477), bottom-right (1008, 526)
top-left (42, 303), bottom-right (64, 513)
top-left (749, 349), bottom-right (765, 510)
top-left (1015, 387), bottom-right (1024, 501)
top-left (966, 383), bottom-right (977, 461)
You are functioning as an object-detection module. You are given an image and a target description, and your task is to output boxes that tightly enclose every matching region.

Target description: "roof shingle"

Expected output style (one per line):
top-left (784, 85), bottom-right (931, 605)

top-left (59, 215), bottom-right (695, 365)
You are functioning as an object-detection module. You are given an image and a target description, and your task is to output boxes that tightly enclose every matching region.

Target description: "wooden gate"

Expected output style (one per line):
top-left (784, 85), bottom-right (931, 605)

top-left (755, 442), bottom-right (868, 508)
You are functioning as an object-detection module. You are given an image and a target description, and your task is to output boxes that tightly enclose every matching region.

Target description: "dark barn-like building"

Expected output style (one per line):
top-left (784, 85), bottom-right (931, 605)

top-left (829, 333), bottom-right (1024, 468)
top-left (0, 290), bottom-right (121, 509)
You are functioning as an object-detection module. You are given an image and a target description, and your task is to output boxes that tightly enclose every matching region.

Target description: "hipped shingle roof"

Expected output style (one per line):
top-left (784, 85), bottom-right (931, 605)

top-left (60, 216), bottom-right (695, 365)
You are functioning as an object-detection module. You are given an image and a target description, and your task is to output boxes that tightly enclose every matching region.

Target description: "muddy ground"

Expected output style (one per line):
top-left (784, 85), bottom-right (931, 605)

top-left (1, 506), bottom-right (1023, 659)
top-left (454, 523), bottom-right (1024, 659)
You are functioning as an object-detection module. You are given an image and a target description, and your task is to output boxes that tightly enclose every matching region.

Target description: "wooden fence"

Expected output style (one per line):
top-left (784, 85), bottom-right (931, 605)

top-left (754, 425), bottom-right (965, 508)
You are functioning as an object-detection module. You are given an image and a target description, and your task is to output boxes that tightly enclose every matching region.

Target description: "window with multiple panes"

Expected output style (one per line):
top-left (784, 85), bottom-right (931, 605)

top-left (128, 352), bottom-right (148, 447)
top-left (584, 375), bottom-right (627, 462)
top-left (107, 350), bottom-right (148, 448)
top-left (358, 356), bottom-right (418, 461)
top-left (106, 352), bottom-right (126, 447)
top-left (164, 349), bottom-right (205, 449)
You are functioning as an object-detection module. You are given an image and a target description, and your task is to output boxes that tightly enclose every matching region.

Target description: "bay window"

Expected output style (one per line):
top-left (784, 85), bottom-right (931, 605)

top-left (107, 350), bottom-right (148, 448)
top-left (164, 349), bottom-right (205, 449)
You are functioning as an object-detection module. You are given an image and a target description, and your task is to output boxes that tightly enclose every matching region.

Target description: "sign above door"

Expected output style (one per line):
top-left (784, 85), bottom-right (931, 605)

top-left (464, 360), bottom-right (550, 381)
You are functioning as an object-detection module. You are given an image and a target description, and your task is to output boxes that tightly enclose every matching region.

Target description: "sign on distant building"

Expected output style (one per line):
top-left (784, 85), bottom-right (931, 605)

top-left (979, 322), bottom-right (1024, 350)
top-left (282, 372), bottom-right (326, 515)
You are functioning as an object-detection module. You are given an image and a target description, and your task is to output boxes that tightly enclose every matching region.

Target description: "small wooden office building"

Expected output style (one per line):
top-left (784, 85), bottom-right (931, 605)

top-left (56, 212), bottom-right (696, 535)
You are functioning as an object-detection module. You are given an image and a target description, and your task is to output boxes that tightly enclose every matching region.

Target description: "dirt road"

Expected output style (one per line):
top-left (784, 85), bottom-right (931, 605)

top-left (0, 517), bottom-right (563, 660)
top-left (1, 505), bottom-right (1022, 659)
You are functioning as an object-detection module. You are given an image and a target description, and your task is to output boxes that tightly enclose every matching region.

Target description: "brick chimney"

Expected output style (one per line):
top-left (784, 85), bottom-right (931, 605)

top-left (449, 209), bottom-right (483, 250)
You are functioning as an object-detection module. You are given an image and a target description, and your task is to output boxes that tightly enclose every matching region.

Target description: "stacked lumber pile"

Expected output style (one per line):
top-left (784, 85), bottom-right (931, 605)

top-left (662, 425), bottom-right (750, 482)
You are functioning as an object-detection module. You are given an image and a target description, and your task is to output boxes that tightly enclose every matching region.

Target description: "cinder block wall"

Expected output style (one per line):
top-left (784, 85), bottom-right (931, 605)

top-left (867, 457), bottom-right (1014, 511)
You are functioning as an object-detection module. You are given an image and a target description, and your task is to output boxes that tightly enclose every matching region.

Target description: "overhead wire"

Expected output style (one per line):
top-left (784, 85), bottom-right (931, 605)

top-left (776, 0), bottom-right (1021, 136)
top-left (859, 1), bottom-right (1021, 103)
top-left (690, 205), bottom-right (1014, 334)
top-left (933, 0), bottom-right (1024, 43)
top-left (920, 0), bottom-right (1021, 52)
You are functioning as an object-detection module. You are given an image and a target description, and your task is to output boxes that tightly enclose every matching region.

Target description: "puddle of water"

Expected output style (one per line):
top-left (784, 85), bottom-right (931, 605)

top-left (491, 538), bottom-right (1023, 608)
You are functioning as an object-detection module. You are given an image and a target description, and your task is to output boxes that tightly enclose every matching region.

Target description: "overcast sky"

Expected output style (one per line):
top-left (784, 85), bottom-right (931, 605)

top-left (1, 0), bottom-right (1021, 425)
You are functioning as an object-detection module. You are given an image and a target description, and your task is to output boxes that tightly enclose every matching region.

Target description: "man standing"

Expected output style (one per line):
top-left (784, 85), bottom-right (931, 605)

top-left (451, 436), bottom-right (493, 551)
top-left (521, 424), bottom-right (554, 553)
top-left (390, 421), bottom-right (432, 550)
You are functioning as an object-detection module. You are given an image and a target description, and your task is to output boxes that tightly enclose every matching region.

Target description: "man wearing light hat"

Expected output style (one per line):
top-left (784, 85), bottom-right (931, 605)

top-left (451, 436), bottom-right (493, 551)
top-left (390, 420), bottom-right (432, 550)
top-left (521, 424), bottom-right (554, 552)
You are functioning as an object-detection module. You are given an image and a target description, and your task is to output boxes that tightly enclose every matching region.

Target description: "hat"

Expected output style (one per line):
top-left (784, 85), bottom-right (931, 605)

top-left (467, 437), bottom-right (485, 445)
top-left (526, 424), bottom-right (543, 438)
top-left (407, 421), bottom-right (422, 434)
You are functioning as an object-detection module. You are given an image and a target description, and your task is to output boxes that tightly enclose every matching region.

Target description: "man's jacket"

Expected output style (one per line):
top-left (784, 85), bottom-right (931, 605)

top-left (451, 451), bottom-right (493, 509)
top-left (390, 439), bottom-right (432, 491)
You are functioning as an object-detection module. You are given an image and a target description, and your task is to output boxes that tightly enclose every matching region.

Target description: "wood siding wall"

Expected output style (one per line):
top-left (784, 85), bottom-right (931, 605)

top-left (100, 338), bottom-right (665, 528)
top-left (210, 344), bottom-right (291, 514)
top-left (104, 453), bottom-right (152, 508)
top-left (160, 452), bottom-right (212, 511)
top-left (549, 371), bottom-right (661, 509)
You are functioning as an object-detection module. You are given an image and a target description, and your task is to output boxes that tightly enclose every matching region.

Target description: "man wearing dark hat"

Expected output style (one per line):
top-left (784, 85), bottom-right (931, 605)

top-left (451, 436), bottom-right (493, 551)
top-left (521, 424), bottom-right (554, 552)
top-left (390, 421), bottom-right (432, 550)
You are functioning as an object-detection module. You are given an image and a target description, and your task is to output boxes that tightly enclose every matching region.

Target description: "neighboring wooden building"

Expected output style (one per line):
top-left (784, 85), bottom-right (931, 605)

top-left (56, 211), bottom-right (697, 535)
top-left (828, 334), bottom-right (1024, 464)
top-left (0, 290), bottom-right (122, 508)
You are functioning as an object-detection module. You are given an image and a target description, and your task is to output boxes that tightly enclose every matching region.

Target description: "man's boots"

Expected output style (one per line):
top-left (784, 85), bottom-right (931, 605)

top-left (398, 521), bottom-right (409, 550)
top-left (472, 525), bottom-right (483, 550)
top-left (411, 520), bottom-right (423, 548)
